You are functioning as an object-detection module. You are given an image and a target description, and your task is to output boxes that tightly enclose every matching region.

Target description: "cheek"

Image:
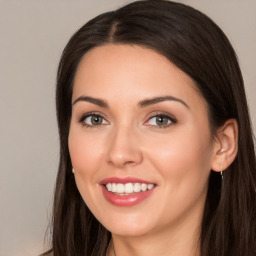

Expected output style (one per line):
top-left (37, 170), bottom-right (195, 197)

top-left (68, 127), bottom-right (106, 176)
top-left (68, 126), bottom-right (107, 209)
top-left (143, 125), bottom-right (213, 184)
top-left (142, 126), bottom-right (213, 221)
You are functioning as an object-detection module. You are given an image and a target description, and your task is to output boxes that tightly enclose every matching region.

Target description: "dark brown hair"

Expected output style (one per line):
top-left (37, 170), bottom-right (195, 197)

top-left (42, 1), bottom-right (256, 255)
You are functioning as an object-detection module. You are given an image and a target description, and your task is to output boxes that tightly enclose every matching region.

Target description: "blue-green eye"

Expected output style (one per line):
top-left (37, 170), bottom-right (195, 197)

top-left (147, 114), bottom-right (176, 127)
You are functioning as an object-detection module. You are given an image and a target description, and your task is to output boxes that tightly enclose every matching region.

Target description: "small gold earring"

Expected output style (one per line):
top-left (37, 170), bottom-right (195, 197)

top-left (72, 168), bottom-right (75, 174)
top-left (220, 171), bottom-right (223, 180)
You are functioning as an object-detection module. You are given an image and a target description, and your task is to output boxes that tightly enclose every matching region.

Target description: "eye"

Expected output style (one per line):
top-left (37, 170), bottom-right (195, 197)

top-left (80, 113), bottom-right (108, 127)
top-left (146, 114), bottom-right (176, 128)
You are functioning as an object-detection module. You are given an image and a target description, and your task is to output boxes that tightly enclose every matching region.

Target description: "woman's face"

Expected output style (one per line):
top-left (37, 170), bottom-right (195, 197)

top-left (69, 44), bottom-right (218, 237)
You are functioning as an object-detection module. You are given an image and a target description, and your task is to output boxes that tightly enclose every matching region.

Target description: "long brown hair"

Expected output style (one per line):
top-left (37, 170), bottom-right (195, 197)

top-left (42, 1), bottom-right (256, 255)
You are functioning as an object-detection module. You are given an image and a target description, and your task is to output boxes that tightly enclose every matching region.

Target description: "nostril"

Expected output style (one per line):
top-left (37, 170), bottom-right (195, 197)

top-left (107, 159), bottom-right (138, 168)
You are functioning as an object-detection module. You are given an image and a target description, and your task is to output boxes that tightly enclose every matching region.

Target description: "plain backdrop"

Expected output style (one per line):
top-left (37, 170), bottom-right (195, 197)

top-left (0, 1), bottom-right (255, 255)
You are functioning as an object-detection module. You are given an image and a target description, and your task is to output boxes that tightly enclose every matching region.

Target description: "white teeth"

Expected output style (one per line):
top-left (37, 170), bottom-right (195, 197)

top-left (134, 183), bottom-right (141, 192)
top-left (141, 183), bottom-right (147, 192)
top-left (147, 184), bottom-right (154, 190)
top-left (124, 183), bottom-right (133, 193)
top-left (106, 183), bottom-right (112, 191)
top-left (116, 183), bottom-right (125, 193)
top-left (105, 182), bottom-right (155, 194)
top-left (111, 183), bottom-right (117, 192)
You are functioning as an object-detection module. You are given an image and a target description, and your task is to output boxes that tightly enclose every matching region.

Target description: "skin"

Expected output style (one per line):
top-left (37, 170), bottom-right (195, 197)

top-left (68, 44), bottom-right (238, 256)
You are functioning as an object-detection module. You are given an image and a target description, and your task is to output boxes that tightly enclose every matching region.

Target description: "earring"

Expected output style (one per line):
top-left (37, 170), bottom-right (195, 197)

top-left (219, 148), bottom-right (224, 180)
top-left (72, 168), bottom-right (75, 174)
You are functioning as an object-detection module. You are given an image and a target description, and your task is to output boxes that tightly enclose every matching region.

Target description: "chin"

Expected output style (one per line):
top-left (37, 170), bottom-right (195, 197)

top-left (107, 223), bottom-right (151, 237)
top-left (99, 213), bottom-right (155, 237)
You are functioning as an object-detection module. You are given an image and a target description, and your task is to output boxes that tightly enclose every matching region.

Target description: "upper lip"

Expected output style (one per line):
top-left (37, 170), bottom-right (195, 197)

top-left (100, 177), bottom-right (156, 185)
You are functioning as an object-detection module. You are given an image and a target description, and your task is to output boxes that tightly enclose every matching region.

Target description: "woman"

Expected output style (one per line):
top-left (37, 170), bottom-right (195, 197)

top-left (42, 0), bottom-right (256, 255)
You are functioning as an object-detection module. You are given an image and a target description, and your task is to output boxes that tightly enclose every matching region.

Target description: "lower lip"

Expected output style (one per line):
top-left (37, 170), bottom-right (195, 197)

top-left (101, 186), bottom-right (156, 206)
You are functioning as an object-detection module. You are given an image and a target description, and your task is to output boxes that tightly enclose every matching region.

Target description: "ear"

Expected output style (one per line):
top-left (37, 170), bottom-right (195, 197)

top-left (211, 119), bottom-right (238, 173)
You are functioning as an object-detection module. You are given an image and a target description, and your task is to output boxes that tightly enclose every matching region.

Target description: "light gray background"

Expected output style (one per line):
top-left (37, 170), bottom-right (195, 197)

top-left (0, 1), bottom-right (255, 256)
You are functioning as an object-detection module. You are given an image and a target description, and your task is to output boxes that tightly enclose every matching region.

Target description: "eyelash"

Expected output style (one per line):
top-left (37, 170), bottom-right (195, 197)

top-left (78, 112), bottom-right (177, 129)
top-left (145, 112), bottom-right (177, 129)
top-left (79, 112), bottom-right (108, 128)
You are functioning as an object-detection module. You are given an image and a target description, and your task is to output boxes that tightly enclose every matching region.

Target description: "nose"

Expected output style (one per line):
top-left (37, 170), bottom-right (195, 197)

top-left (106, 126), bottom-right (143, 168)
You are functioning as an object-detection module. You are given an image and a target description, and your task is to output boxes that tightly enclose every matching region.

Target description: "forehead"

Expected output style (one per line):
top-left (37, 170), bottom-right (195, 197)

top-left (72, 44), bottom-right (205, 109)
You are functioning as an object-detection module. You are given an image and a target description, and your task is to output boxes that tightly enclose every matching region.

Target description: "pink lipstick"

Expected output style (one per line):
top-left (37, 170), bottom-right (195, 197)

top-left (100, 177), bottom-right (156, 207)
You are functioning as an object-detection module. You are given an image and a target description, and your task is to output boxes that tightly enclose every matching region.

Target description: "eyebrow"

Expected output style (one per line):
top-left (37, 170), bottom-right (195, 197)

top-left (72, 96), bottom-right (109, 108)
top-left (72, 95), bottom-right (189, 109)
top-left (138, 96), bottom-right (190, 109)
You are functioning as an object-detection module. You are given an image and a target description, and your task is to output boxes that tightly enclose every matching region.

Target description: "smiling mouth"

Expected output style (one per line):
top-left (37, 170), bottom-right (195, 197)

top-left (100, 177), bottom-right (157, 206)
top-left (104, 182), bottom-right (155, 195)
